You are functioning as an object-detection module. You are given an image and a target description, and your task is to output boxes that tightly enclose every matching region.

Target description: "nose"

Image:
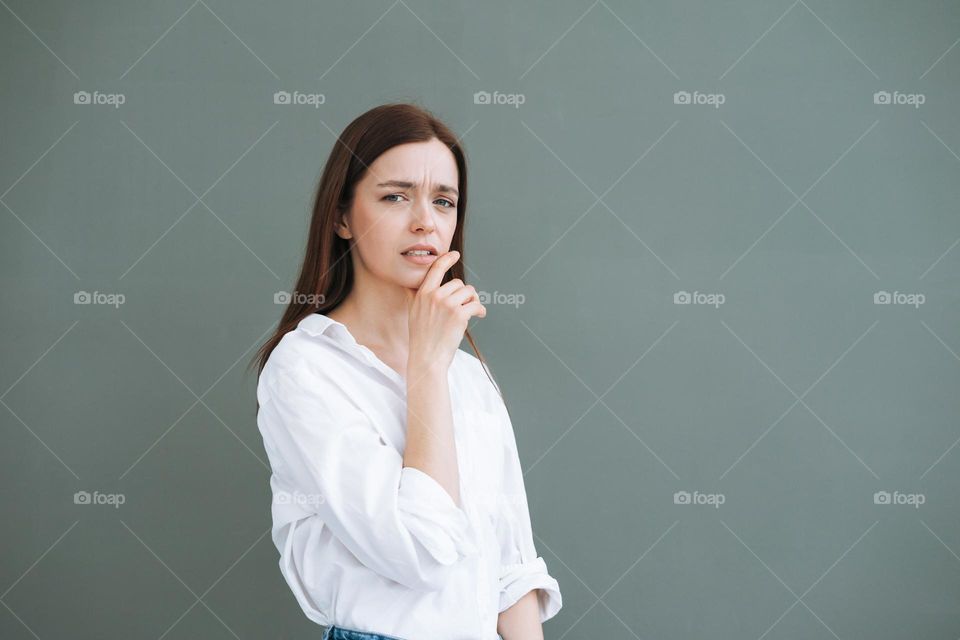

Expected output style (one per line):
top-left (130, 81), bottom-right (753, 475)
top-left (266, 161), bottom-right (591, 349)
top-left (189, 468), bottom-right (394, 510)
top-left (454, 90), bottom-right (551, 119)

top-left (410, 197), bottom-right (436, 232)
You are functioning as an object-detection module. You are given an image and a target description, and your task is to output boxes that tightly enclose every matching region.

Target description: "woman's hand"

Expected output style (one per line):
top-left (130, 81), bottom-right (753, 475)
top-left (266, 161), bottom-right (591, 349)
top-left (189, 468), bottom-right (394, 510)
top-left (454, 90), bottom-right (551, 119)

top-left (407, 250), bottom-right (486, 374)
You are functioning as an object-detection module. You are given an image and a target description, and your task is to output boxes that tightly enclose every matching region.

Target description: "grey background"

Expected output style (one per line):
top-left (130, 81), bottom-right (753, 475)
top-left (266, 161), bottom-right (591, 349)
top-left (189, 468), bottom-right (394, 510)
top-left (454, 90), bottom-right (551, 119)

top-left (2, 1), bottom-right (959, 638)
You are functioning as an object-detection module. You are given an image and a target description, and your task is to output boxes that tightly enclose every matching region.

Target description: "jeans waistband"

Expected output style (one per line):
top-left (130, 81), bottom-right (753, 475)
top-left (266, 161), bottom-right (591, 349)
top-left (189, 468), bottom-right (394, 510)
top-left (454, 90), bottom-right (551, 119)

top-left (323, 625), bottom-right (408, 640)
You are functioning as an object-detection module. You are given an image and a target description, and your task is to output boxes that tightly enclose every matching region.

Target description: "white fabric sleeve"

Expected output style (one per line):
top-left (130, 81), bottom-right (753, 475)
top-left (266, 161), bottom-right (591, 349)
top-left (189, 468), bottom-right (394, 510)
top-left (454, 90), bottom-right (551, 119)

top-left (259, 360), bottom-right (479, 592)
top-left (494, 399), bottom-right (563, 622)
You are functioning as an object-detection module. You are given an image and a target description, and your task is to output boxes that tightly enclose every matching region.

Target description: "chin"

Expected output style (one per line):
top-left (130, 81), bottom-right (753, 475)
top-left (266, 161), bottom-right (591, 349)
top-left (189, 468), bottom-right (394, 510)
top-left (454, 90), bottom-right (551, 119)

top-left (390, 272), bottom-right (425, 290)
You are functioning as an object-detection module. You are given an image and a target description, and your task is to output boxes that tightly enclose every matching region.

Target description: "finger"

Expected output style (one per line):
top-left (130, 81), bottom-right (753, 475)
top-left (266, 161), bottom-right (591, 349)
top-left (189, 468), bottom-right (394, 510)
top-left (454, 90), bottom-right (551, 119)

top-left (447, 284), bottom-right (478, 307)
top-left (418, 250), bottom-right (460, 294)
top-left (435, 277), bottom-right (465, 297)
top-left (460, 300), bottom-right (486, 319)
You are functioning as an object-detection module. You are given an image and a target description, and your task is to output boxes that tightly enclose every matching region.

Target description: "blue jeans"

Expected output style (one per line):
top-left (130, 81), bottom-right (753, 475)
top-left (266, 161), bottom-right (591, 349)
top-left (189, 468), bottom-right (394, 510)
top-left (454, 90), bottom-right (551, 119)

top-left (322, 625), bottom-right (408, 640)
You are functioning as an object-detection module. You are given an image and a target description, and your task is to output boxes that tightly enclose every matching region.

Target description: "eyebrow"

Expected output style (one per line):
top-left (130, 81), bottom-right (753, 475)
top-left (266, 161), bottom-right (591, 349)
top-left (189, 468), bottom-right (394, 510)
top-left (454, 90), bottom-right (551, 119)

top-left (375, 179), bottom-right (459, 197)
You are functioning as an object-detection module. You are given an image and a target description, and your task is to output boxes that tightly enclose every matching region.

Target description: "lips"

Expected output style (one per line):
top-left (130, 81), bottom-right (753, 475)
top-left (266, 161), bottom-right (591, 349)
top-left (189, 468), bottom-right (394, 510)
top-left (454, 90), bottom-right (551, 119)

top-left (400, 243), bottom-right (438, 255)
top-left (401, 252), bottom-right (439, 265)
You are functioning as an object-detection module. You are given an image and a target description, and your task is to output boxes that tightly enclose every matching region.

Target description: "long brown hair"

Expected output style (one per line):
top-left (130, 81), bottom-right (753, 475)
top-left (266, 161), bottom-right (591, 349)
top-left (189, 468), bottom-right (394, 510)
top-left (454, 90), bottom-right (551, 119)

top-left (248, 102), bottom-right (501, 402)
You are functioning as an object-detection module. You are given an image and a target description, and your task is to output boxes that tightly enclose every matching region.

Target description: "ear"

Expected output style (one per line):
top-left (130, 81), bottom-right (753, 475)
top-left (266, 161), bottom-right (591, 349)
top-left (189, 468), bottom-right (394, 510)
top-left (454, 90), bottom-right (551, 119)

top-left (334, 207), bottom-right (353, 240)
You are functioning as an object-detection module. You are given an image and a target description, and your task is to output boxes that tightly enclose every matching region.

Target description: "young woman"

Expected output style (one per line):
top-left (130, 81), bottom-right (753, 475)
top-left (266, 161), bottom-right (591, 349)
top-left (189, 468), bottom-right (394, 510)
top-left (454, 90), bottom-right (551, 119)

top-left (251, 103), bottom-right (562, 640)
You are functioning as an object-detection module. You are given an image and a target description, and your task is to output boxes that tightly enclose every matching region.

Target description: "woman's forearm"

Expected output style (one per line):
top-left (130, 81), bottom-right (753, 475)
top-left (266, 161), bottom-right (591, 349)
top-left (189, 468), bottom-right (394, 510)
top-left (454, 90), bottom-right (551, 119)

top-left (497, 589), bottom-right (544, 640)
top-left (402, 364), bottom-right (463, 507)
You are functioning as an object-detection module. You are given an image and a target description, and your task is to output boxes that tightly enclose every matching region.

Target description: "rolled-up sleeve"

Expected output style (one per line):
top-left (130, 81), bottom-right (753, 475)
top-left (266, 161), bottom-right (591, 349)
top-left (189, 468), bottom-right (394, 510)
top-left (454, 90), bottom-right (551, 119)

top-left (258, 360), bottom-right (479, 592)
top-left (494, 400), bottom-right (562, 622)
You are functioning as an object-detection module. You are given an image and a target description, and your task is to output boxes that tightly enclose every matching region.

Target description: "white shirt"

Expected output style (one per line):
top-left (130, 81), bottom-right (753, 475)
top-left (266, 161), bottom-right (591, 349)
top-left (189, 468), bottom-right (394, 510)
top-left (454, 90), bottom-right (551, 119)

top-left (255, 312), bottom-right (562, 639)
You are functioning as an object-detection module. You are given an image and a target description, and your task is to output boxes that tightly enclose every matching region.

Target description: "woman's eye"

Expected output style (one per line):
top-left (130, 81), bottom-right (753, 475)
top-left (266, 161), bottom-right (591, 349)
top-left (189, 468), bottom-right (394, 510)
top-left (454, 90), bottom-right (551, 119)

top-left (383, 193), bottom-right (454, 209)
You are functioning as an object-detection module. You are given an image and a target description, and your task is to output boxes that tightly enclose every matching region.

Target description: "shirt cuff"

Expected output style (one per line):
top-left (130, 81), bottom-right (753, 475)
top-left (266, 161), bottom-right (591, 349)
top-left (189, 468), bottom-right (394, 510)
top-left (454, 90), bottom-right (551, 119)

top-left (397, 466), bottom-right (479, 565)
top-left (498, 556), bottom-right (563, 622)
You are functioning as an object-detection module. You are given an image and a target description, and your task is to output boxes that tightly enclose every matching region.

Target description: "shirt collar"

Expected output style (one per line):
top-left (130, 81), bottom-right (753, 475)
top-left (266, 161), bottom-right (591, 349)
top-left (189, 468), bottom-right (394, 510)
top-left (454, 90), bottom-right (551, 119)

top-left (297, 312), bottom-right (363, 351)
top-left (296, 312), bottom-right (343, 339)
top-left (296, 312), bottom-right (407, 390)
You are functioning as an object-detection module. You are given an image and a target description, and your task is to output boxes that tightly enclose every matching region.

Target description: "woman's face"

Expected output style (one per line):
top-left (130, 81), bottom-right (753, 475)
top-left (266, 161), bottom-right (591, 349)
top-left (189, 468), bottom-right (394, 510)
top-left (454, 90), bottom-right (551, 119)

top-left (336, 137), bottom-right (460, 290)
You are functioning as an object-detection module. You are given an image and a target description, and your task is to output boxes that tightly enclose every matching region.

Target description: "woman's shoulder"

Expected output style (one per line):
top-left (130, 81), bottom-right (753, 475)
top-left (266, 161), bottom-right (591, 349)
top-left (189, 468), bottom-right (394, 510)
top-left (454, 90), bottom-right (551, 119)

top-left (257, 321), bottom-right (351, 396)
top-left (453, 348), bottom-right (503, 411)
top-left (453, 347), bottom-right (484, 380)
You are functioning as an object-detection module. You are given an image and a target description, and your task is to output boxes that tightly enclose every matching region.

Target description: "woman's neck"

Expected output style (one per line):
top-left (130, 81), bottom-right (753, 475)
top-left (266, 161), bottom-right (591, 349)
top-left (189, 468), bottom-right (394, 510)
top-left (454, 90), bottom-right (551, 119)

top-left (328, 285), bottom-right (411, 355)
